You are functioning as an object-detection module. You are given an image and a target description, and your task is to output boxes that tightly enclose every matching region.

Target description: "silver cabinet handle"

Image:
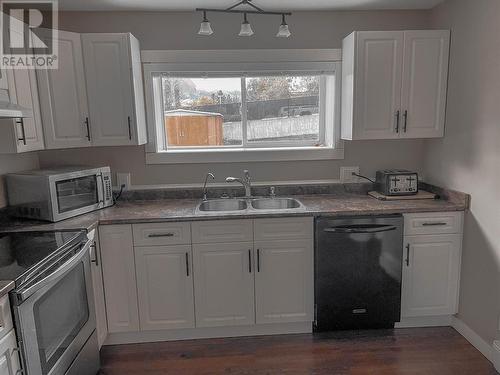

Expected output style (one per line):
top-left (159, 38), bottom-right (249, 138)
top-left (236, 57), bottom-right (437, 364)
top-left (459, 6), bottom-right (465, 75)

top-left (403, 110), bottom-right (408, 132)
top-left (422, 222), bottom-right (447, 226)
top-left (395, 110), bottom-right (400, 133)
top-left (84, 117), bottom-right (91, 141)
top-left (147, 233), bottom-right (174, 238)
top-left (405, 244), bottom-right (410, 266)
top-left (248, 249), bottom-right (252, 273)
top-left (257, 249), bottom-right (261, 272)
top-left (185, 252), bottom-right (189, 277)
top-left (16, 118), bottom-right (26, 145)
top-left (127, 116), bottom-right (132, 140)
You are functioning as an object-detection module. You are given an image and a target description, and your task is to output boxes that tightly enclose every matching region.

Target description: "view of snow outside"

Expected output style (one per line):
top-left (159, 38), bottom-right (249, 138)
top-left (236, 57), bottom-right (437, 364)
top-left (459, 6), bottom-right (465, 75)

top-left (162, 76), bottom-right (321, 146)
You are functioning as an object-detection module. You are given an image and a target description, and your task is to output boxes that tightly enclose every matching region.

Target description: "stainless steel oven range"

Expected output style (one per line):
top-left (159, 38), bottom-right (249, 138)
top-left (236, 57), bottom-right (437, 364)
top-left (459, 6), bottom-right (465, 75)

top-left (0, 230), bottom-right (100, 375)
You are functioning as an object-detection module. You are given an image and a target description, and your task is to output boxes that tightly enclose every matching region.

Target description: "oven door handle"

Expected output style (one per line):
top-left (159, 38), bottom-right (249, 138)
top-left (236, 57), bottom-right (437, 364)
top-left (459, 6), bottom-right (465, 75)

top-left (15, 240), bottom-right (91, 303)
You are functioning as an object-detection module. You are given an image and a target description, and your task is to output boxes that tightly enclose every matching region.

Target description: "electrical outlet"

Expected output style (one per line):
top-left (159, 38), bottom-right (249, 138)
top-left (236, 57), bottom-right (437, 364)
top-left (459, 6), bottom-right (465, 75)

top-left (116, 172), bottom-right (131, 190)
top-left (340, 167), bottom-right (360, 183)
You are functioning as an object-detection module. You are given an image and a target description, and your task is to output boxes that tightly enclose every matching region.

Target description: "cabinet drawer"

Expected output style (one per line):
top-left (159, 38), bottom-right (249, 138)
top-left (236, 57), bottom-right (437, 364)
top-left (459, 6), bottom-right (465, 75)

top-left (404, 212), bottom-right (463, 235)
top-left (192, 220), bottom-right (253, 244)
top-left (254, 217), bottom-right (313, 241)
top-left (0, 295), bottom-right (13, 341)
top-left (133, 222), bottom-right (191, 246)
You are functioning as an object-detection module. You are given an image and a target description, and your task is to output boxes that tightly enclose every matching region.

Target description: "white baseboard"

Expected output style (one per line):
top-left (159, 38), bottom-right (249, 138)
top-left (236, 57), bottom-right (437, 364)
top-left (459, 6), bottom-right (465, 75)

top-left (451, 316), bottom-right (494, 364)
top-left (492, 340), bottom-right (500, 372)
top-left (395, 315), bottom-right (452, 328)
top-left (104, 321), bottom-right (312, 346)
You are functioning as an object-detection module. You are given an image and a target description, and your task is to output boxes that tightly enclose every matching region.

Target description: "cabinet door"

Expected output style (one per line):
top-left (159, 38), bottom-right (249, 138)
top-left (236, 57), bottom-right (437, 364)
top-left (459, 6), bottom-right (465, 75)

top-left (400, 30), bottom-right (449, 138)
top-left (254, 240), bottom-right (313, 324)
top-left (135, 245), bottom-right (195, 331)
top-left (82, 33), bottom-right (137, 146)
top-left (5, 68), bottom-right (45, 153)
top-left (0, 330), bottom-right (21, 375)
top-left (89, 230), bottom-right (108, 348)
top-left (37, 30), bottom-right (91, 149)
top-left (99, 225), bottom-right (140, 333)
top-left (353, 31), bottom-right (403, 140)
top-left (401, 234), bottom-right (461, 317)
top-left (193, 242), bottom-right (255, 327)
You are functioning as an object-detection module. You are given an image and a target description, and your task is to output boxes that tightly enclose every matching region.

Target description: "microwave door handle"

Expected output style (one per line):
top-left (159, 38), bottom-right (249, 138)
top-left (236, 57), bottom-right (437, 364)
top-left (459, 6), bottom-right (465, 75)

top-left (96, 173), bottom-right (105, 205)
top-left (15, 240), bottom-right (91, 303)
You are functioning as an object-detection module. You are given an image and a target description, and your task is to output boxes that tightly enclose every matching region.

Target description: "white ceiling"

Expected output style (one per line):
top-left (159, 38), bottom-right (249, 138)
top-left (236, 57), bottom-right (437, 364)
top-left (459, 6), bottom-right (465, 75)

top-left (58, 0), bottom-right (445, 12)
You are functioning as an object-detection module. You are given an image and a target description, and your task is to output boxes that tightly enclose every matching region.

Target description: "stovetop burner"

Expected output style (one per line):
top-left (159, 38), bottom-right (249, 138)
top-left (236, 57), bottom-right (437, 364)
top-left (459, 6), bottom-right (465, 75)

top-left (0, 230), bottom-right (86, 286)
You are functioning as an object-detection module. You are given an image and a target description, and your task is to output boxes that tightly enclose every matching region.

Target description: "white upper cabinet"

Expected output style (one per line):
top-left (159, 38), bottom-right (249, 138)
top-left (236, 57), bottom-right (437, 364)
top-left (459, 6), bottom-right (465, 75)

top-left (37, 30), bottom-right (91, 149)
top-left (342, 31), bottom-right (403, 140)
top-left (400, 31), bottom-right (450, 138)
top-left (341, 30), bottom-right (450, 140)
top-left (0, 68), bottom-right (44, 153)
top-left (82, 33), bottom-right (147, 146)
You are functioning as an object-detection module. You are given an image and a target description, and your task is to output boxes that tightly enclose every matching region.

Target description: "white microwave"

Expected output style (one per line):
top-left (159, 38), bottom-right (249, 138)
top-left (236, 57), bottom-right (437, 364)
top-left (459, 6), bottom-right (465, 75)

top-left (6, 166), bottom-right (113, 222)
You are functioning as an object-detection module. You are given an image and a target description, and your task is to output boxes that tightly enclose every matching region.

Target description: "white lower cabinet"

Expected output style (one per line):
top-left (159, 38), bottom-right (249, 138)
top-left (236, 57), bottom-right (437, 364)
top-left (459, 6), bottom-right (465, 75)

top-left (89, 230), bottom-right (108, 348)
top-left (401, 234), bottom-right (461, 317)
top-left (255, 240), bottom-right (313, 324)
top-left (100, 217), bottom-right (315, 343)
top-left (0, 330), bottom-right (21, 375)
top-left (401, 212), bottom-right (463, 320)
top-left (0, 296), bottom-right (19, 375)
top-left (193, 242), bottom-right (255, 327)
top-left (135, 245), bottom-right (195, 330)
top-left (99, 225), bottom-right (140, 333)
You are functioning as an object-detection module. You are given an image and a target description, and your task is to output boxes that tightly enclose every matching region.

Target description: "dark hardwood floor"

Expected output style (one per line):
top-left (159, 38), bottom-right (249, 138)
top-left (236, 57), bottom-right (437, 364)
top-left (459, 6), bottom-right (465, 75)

top-left (99, 327), bottom-right (497, 375)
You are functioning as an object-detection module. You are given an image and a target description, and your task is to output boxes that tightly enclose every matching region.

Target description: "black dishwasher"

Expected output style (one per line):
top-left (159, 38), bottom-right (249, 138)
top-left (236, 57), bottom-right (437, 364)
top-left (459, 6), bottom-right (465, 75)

top-left (314, 215), bottom-right (403, 331)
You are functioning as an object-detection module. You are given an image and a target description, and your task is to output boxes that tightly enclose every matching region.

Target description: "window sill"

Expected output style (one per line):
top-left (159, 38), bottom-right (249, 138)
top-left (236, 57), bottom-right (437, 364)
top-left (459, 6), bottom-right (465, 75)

top-left (145, 147), bottom-right (344, 164)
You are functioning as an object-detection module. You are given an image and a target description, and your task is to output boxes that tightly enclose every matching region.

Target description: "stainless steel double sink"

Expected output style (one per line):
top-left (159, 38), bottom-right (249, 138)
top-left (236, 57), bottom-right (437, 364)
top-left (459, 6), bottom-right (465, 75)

top-left (197, 197), bottom-right (303, 213)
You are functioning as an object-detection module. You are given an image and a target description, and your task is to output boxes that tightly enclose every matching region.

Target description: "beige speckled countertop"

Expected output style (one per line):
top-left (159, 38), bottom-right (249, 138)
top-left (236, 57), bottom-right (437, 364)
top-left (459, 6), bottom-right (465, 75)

top-left (0, 191), bottom-right (468, 297)
top-left (0, 191), bottom-right (468, 233)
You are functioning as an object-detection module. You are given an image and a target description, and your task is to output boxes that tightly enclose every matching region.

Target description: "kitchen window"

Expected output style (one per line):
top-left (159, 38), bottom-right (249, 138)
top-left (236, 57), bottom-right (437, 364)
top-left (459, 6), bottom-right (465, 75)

top-left (143, 50), bottom-right (343, 163)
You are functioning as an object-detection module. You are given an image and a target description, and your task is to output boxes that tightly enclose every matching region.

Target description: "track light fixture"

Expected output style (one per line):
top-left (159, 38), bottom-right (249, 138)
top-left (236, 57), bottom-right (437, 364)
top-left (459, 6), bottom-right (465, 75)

top-left (239, 13), bottom-right (254, 37)
top-left (198, 11), bottom-right (213, 36)
top-left (196, 0), bottom-right (292, 38)
top-left (276, 14), bottom-right (291, 38)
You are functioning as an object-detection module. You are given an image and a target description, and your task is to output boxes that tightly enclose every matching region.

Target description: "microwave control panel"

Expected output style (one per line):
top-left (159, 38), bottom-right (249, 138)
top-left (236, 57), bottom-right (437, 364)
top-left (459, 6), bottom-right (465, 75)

top-left (103, 175), bottom-right (113, 202)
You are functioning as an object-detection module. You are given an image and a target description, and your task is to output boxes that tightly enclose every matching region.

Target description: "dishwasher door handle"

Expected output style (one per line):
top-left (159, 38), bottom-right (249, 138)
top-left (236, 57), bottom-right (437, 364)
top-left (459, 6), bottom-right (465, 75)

top-left (323, 225), bottom-right (397, 234)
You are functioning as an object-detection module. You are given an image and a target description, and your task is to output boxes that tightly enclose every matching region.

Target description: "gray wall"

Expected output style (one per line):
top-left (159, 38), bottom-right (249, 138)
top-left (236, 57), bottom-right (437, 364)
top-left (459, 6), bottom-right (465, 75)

top-left (427, 0), bottom-right (500, 344)
top-left (38, 10), bottom-right (431, 186)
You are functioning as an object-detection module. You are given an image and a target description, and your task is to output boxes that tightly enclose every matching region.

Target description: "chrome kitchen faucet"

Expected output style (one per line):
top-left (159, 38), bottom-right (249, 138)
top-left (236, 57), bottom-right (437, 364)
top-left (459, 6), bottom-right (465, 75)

top-left (226, 169), bottom-right (252, 198)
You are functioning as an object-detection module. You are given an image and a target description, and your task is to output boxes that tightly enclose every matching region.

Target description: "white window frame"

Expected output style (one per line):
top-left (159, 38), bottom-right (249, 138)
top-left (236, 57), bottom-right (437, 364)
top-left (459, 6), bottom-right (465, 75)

top-left (142, 49), bottom-right (344, 164)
